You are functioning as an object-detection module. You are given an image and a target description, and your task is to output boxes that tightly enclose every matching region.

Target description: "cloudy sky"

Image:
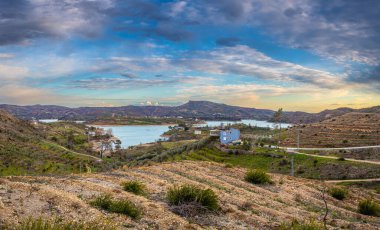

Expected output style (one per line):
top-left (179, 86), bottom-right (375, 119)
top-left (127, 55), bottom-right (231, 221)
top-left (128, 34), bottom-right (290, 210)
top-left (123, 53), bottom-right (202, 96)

top-left (0, 0), bottom-right (379, 112)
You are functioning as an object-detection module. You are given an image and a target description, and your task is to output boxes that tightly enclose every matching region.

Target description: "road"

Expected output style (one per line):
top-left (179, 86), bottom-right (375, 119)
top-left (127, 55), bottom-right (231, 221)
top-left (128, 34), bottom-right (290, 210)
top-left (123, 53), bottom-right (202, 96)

top-left (285, 149), bottom-right (380, 165)
top-left (282, 145), bottom-right (380, 151)
top-left (325, 178), bottom-right (380, 183)
top-left (45, 141), bottom-right (103, 162)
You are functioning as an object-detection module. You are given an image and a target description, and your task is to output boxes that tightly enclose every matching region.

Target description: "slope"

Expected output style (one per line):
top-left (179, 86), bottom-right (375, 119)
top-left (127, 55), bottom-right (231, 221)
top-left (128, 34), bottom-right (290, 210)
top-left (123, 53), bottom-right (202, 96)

top-left (0, 161), bottom-right (378, 229)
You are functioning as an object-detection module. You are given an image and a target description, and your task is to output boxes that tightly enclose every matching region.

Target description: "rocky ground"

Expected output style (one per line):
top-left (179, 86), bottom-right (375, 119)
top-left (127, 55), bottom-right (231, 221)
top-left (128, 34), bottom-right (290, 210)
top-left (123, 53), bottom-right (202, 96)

top-left (0, 161), bottom-right (379, 229)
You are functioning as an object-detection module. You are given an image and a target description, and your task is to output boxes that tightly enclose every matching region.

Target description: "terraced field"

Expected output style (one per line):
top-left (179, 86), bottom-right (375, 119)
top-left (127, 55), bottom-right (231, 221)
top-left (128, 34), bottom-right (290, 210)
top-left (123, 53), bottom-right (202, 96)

top-left (282, 113), bottom-right (380, 148)
top-left (1, 161), bottom-right (379, 229)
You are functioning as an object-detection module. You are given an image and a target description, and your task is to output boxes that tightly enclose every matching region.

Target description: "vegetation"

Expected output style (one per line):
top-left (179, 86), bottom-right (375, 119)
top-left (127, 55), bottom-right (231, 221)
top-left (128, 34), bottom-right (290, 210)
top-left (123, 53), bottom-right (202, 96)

top-left (358, 199), bottom-right (380, 217)
top-left (5, 217), bottom-right (118, 230)
top-left (89, 116), bottom-right (183, 126)
top-left (278, 219), bottom-right (323, 230)
top-left (89, 194), bottom-right (142, 219)
top-left (244, 169), bottom-right (273, 184)
top-left (166, 184), bottom-right (219, 211)
top-left (328, 187), bottom-right (348, 200)
top-left (121, 181), bottom-right (147, 196)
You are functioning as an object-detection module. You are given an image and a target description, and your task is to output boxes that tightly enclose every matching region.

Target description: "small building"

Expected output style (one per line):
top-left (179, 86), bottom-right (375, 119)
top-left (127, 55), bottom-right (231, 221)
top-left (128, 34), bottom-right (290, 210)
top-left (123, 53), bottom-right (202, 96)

top-left (220, 128), bottom-right (240, 145)
top-left (194, 130), bottom-right (202, 135)
top-left (173, 126), bottom-right (185, 131)
top-left (210, 129), bottom-right (220, 137)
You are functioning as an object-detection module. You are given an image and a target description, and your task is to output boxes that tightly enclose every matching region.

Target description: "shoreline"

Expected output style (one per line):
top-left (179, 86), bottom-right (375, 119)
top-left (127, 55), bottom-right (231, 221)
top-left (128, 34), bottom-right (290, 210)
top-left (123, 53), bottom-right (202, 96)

top-left (88, 123), bottom-right (178, 127)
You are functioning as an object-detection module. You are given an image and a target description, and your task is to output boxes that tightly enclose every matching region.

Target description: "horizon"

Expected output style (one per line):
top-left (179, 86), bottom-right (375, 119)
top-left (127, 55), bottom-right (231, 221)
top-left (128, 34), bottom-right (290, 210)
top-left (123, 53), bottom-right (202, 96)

top-left (1, 100), bottom-right (378, 114)
top-left (1, 1), bottom-right (380, 112)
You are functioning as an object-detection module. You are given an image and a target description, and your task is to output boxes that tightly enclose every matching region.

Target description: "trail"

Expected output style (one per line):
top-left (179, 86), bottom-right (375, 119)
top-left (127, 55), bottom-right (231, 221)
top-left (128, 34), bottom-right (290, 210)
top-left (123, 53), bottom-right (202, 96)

top-left (282, 145), bottom-right (380, 151)
top-left (286, 149), bottom-right (380, 165)
top-left (325, 178), bottom-right (380, 183)
top-left (44, 140), bottom-right (102, 161)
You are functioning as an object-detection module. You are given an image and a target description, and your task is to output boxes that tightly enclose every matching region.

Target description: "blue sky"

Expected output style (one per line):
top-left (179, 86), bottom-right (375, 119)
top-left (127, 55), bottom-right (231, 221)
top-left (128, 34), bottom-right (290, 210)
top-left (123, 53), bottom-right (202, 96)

top-left (0, 0), bottom-right (379, 112)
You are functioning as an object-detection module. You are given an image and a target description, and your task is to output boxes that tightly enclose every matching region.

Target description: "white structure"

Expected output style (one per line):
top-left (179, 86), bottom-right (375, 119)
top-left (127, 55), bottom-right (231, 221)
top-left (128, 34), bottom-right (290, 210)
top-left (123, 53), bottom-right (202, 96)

top-left (194, 130), bottom-right (202, 135)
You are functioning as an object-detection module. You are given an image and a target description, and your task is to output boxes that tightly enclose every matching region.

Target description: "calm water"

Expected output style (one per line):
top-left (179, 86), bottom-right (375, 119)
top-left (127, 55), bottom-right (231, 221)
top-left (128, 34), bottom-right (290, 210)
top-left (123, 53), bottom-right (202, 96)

top-left (92, 125), bottom-right (170, 148)
top-left (194, 119), bottom-right (291, 129)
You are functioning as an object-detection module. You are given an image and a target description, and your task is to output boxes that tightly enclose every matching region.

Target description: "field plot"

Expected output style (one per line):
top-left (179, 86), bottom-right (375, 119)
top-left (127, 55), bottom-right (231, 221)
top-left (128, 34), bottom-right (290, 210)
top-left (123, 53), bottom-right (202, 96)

top-left (0, 161), bottom-right (379, 229)
top-left (282, 113), bottom-right (380, 148)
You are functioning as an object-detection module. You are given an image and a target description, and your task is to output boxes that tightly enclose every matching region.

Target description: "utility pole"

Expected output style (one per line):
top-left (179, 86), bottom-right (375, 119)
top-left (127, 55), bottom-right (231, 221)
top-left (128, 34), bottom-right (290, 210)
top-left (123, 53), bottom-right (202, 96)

top-left (297, 129), bottom-right (300, 149)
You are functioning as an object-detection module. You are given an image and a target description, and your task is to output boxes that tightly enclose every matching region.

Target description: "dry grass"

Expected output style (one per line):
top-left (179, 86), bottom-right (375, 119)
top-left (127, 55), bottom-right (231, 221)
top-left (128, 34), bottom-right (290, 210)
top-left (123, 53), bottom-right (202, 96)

top-left (0, 161), bottom-right (379, 229)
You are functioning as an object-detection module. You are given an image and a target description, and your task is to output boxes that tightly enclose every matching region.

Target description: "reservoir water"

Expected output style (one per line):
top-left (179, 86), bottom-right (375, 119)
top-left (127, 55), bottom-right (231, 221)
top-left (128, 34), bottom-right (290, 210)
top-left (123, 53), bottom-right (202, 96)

top-left (194, 119), bottom-right (291, 129)
top-left (92, 125), bottom-right (170, 148)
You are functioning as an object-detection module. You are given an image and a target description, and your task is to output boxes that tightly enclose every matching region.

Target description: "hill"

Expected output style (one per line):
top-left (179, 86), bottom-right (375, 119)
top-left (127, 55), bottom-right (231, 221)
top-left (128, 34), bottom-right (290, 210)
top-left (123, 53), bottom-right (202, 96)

top-left (0, 110), bottom-right (104, 176)
top-left (0, 161), bottom-right (378, 229)
top-left (282, 112), bottom-right (380, 148)
top-left (1, 101), bottom-right (380, 124)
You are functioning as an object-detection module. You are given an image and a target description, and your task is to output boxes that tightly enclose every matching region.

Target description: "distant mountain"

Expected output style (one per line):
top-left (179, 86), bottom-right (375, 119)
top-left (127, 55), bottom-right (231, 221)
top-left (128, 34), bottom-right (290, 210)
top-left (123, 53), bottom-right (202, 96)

top-left (1, 101), bottom-right (380, 123)
top-left (0, 101), bottom-right (275, 121)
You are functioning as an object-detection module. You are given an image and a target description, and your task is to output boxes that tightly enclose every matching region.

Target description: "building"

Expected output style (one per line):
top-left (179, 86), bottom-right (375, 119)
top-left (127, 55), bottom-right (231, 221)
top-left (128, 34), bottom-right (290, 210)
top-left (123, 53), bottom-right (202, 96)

top-left (220, 128), bottom-right (240, 145)
top-left (194, 130), bottom-right (202, 135)
top-left (210, 129), bottom-right (220, 137)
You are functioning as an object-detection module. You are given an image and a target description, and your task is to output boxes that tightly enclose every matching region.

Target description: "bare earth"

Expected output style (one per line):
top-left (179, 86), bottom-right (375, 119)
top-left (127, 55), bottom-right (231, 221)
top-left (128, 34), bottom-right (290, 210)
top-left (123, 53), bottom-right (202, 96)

top-left (0, 161), bottom-right (379, 229)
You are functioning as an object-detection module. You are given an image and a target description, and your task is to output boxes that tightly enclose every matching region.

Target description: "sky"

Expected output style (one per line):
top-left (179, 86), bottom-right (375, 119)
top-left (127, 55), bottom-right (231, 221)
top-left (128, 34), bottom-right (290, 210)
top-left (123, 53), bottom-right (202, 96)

top-left (0, 0), bottom-right (379, 112)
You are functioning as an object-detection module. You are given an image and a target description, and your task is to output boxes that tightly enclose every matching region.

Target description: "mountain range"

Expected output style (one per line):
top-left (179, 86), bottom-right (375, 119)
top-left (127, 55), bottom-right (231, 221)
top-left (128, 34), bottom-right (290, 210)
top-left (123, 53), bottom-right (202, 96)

top-left (1, 101), bottom-right (379, 124)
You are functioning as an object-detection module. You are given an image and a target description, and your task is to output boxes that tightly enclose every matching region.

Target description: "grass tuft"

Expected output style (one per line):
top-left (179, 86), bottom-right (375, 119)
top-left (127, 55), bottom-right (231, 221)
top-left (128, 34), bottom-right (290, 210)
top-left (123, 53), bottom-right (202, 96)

top-left (328, 187), bottom-right (347, 200)
top-left (358, 199), bottom-right (380, 216)
top-left (244, 169), bottom-right (273, 184)
top-left (90, 194), bottom-right (142, 219)
top-left (121, 181), bottom-right (147, 196)
top-left (166, 184), bottom-right (219, 212)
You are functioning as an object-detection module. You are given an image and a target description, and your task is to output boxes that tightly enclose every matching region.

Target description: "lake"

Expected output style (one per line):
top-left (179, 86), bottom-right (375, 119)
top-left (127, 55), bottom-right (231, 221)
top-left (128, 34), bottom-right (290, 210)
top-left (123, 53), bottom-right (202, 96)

top-left (92, 125), bottom-right (170, 148)
top-left (194, 119), bottom-right (292, 129)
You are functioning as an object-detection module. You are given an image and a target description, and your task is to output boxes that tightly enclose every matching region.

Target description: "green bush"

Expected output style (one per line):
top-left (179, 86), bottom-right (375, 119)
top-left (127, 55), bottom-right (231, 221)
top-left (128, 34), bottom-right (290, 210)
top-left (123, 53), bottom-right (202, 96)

top-left (358, 199), bottom-right (380, 216)
top-left (279, 219), bottom-right (323, 230)
top-left (121, 181), bottom-right (147, 196)
top-left (108, 199), bottom-right (141, 219)
top-left (328, 187), bottom-right (347, 200)
top-left (90, 194), bottom-right (142, 219)
top-left (244, 169), bottom-right (273, 184)
top-left (166, 184), bottom-right (219, 211)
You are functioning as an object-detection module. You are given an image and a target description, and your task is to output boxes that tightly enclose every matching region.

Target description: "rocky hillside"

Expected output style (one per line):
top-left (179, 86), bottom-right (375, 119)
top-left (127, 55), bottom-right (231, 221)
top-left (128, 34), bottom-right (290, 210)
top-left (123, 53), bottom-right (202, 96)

top-left (0, 161), bottom-right (378, 229)
top-left (282, 112), bottom-right (380, 147)
top-left (0, 110), bottom-right (104, 176)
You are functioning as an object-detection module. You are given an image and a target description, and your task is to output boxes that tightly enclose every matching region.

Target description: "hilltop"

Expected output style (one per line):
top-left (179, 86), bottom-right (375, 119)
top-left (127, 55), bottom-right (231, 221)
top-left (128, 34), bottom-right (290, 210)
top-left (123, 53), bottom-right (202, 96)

top-left (0, 110), bottom-right (105, 176)
top-left (2, 101), bottom-right (380, 123)
top-left (1, 161), bottom-right (379, 229)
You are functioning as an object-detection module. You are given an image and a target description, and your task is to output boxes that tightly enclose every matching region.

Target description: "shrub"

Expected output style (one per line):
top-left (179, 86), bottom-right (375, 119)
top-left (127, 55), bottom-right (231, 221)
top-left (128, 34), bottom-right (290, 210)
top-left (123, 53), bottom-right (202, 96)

top-left (89, 194), bottom-right (112, 210)
top-left (328, 187), bottom-right (347, 200)
top-left (244, 169), bottom-right (273, 184)
top-left (358, 199), bottom-right (380, 216)
top-left (90, 194), bottom-right (142, 219)
top-left (224, 163), bottom-right (233, 168)
top-left (121, 181), bottom-right (147, 196)
top-left (108, 199), bottom-right (141, 219)
top-left (337, 157), bottom-right (345, 161)
top-left (166, 184), bottom-right (219, 211)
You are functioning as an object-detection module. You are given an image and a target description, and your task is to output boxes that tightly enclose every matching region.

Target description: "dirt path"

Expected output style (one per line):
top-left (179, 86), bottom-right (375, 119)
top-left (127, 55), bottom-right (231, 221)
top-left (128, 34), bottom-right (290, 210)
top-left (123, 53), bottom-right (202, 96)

top-left (325, 178), bottom-right (380, 183)
top-left (283, 145), bottom-right (380, 151)
top-left (45, 140), bottom-right (102, 161)
top-left (286, 149), bottom-right (380, 165)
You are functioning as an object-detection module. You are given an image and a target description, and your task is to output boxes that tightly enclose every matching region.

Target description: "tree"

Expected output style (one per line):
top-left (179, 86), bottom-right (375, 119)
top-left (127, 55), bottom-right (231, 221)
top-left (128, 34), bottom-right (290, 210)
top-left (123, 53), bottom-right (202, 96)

top-left (115, 139), bottom-right (122, 152)
top-left (67, 131), bottom-right (74, 149)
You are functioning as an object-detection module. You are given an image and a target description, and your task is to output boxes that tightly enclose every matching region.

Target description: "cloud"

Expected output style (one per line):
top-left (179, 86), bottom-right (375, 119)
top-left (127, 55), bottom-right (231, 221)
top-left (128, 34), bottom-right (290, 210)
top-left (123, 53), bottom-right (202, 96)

top-left (0, 53), bottom-right (15, 58)
top-left (215, 37), bottom-right (241, 47)
top-left (68, 75), bottom-right (208, 90)
top-left (0, 0), bottom-right (113, 45)
top-left (0, 64), bottom-right (29, 80)
top-left (175, 45), bottom-right (345, 89)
